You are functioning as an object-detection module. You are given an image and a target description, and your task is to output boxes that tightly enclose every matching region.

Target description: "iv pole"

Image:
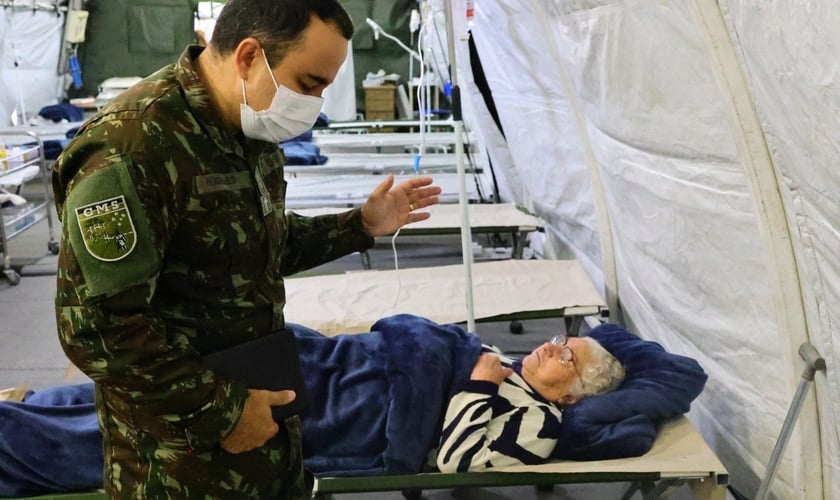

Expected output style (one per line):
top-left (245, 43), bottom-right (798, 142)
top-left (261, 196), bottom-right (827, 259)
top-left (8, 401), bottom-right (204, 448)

top-left (367, 5), bottom-right (477, 332)
top-left (443, 0), bottom-right (476, 333)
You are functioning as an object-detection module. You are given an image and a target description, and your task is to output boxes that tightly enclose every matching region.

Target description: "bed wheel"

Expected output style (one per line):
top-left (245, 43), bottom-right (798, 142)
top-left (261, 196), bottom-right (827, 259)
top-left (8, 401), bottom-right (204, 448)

top-left (508, 320), bottom-right (524, 334)
top-left (401, 488), bottom-right (422, 500)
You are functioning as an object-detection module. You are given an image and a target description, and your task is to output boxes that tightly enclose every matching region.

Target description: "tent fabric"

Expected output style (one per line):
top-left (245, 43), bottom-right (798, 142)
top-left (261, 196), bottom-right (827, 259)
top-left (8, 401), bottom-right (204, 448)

top-left (0, 2), bottom-right (65, 127)
top-left (443, 0), bottom-right (839, 498)
top-left (78, 0), bottom-right (198, 97)
top-left (1, 1), bottom-right (838, 498)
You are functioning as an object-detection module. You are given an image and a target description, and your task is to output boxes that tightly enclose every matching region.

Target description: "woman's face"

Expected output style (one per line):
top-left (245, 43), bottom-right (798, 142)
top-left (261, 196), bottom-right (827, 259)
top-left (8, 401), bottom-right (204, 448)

top-left (520, 337), bottom-right (594, 403)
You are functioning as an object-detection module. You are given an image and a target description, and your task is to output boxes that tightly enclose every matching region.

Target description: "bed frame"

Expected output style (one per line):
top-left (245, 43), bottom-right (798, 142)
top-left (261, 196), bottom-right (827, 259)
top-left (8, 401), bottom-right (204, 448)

top-left (312, 131), bottom-right (462, 152)
top-left (284, 172), bottom-right (481, 209)
top-left (292, 203), bottom-right (543, 261)
top-left (311, 416), bottom-right (728, 500)
top-left (16, 417), bottom-right (727, 500)
top-left (284, 152), bottom-right (467, 175)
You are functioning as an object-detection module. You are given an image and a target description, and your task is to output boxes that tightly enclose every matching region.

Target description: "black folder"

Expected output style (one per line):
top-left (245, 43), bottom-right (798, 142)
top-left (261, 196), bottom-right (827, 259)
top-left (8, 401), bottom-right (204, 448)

top-left (203, 328), bottom-right (309, 420)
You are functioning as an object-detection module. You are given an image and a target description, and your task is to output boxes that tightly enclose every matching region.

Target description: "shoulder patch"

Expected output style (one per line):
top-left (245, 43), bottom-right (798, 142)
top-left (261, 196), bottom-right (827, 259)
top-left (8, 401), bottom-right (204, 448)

top-left (75, 195), bottom-right (137, 261)
top-left (63, 154), bottom-right (160, 297)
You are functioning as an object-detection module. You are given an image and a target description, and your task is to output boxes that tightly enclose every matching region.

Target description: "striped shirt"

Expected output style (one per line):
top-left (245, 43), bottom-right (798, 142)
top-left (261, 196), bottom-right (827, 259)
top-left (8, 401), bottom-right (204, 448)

top-left (436, 344), bottom-right (564, 472)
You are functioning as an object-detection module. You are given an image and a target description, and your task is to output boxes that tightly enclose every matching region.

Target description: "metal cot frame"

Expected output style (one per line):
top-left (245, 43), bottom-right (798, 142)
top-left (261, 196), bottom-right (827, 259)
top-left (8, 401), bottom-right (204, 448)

top-left (16, 418), bottom-right (727, 500)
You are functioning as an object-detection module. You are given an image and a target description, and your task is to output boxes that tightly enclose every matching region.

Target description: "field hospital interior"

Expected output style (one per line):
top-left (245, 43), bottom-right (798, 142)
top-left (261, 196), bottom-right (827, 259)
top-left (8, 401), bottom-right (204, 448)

top-left (1, 1), bottom-right (838, 499)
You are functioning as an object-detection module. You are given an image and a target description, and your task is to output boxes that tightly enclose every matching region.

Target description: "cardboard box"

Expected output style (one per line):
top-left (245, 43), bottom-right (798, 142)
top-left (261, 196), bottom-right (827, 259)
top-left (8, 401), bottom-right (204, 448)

top-left (365, 85), bottom-right (396, 117)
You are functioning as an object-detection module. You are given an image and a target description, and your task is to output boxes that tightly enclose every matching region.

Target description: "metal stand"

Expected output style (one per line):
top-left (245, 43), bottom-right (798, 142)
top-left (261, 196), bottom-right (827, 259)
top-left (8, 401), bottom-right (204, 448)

top-left (755, 342), bottom-right (826, 500)
top-left (443, 0), bottom-right (476, 333)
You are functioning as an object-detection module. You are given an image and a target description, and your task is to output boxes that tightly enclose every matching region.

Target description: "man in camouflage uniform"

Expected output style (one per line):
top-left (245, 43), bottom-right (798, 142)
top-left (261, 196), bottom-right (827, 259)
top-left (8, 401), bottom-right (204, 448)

top-left (52, 1), bottom-right (441, 498)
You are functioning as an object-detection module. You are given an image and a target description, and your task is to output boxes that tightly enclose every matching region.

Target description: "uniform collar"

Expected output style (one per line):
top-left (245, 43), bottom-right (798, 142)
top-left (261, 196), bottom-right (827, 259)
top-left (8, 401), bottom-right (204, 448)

top-left (174, 45), bottom-right (247, 159)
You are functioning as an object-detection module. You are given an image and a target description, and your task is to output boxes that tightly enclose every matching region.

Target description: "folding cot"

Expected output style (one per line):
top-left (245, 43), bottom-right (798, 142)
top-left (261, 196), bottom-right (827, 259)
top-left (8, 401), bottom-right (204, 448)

top-left (284, 172), bottom-right (481, 209)
top-left (311, 416), bottom-right (728, 499)
top-left (312, 131), bottom-right (461, 152)
top-left (284, 152), bottom-right (464, 175)
top-left (284, 259), bottom-right (607, 336)
top-left (10, 417), bottom-right (727, 500)
top-left (321, 117), bottom-right (454, 131)
top-left (292, 202), bottom-right (543, 260)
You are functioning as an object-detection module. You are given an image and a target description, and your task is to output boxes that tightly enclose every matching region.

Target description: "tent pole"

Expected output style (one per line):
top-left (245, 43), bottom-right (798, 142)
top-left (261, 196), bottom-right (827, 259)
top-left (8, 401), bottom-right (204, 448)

top-left (443, 0), bottom-right (476, 333)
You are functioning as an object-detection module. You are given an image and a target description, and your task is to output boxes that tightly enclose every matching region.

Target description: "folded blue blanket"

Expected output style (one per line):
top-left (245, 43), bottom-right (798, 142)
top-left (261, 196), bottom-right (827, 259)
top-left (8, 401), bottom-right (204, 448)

top-left (280, 141), bottom-right (327, 165)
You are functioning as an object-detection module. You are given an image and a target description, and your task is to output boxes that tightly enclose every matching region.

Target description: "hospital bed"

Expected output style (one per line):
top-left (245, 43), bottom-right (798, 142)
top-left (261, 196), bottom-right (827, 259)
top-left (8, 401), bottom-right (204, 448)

top-left (293, 202), bottom-right (543, 260)
top-left (311, 416), bottom-right (728, 499)
top-left (8, 323), bottom-right (726, 500)
top-left (284, 259), bottom-right (607, 337)
top-left (322, 117), bottom-right (454, 131)
top-left (284, 152), bottom-right (466, 175)
top-left (312, 131), bottom-right (463, 152)
top-left (10, 416), bottom-right (726, 500)
top-left (284, 172), bottom-right (482, 209)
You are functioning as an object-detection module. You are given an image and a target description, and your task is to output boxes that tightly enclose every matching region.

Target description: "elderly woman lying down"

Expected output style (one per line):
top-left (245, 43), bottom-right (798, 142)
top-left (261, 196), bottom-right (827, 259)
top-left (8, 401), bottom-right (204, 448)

top-left (436, 334), bottom-right (624, 472)
top-left (0, 315), bottom-right (706, 497)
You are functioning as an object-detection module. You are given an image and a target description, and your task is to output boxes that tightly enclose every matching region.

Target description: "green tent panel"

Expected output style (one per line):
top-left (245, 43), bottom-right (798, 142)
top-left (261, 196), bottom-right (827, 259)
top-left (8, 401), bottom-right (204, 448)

top-left (79, 0), bottom-right (199, 95)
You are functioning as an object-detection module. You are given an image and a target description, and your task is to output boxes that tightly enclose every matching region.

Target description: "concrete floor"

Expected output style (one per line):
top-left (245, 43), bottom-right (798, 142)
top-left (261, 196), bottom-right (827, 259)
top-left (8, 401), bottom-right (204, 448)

top-left (0, 184), bottom-right (700, 499)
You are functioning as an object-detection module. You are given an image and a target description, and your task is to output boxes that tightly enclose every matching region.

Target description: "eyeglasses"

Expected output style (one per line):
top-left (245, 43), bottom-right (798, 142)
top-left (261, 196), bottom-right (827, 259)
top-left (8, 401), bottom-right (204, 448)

top-left (550, 334), bottom-right (585, 388)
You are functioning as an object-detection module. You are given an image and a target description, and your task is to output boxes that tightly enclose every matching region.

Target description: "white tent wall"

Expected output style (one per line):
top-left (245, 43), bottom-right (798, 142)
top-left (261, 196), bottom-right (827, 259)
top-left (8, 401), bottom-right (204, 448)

top-left (454, 0), bottom-right (838, 498)
top-left (427, 0), bottom-right (604, 274)
top-left (717, 0), bottom-right (840, 496)
top-left (0, 1), bottom-right (65, 127)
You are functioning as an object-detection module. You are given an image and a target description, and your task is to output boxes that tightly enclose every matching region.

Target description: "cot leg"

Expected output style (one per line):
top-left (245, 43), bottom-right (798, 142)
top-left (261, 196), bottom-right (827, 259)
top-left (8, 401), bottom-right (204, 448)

top-left (688, 477), bottom-right (727, 500)
top-left (564, 315), bottom-right (583, 336)
top-left (622, 479), bottom-right (686, 500)
top-left (359, 250), bottom-right (371, 270)
top-left (402, 488), bottom-right (422, 500)
top-left (622, 480), bottom-right (652, 500)
top-left (512, 230), bottom-right (526, 259)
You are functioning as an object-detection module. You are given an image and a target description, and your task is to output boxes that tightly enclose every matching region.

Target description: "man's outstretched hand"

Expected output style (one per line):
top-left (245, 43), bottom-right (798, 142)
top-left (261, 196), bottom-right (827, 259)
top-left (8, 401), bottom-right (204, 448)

top-left (361, 175), bottom-right (441, 237)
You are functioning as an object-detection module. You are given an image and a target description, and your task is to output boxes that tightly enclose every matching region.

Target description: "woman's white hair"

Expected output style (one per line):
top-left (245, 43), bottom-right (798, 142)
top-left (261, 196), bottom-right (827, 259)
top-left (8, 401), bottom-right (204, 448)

top-left (571, 337), bottom-right (625, 399)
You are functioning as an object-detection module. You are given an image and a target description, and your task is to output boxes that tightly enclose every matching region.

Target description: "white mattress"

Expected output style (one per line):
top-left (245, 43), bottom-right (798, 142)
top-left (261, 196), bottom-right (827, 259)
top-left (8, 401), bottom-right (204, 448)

top-left (284, 173), bottom-right (480, 209)
top-left (284, 259), bottom-right (606, 336)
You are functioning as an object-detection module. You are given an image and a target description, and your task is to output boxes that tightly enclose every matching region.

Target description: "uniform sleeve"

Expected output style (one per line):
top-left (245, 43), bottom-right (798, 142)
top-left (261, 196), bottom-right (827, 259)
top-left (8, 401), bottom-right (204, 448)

top-left (55, 152), bottom-right (247, 452)
top-left (280, 208), bottom-right (374, 275)
top-left (436, 380), bottom-right (562, 472)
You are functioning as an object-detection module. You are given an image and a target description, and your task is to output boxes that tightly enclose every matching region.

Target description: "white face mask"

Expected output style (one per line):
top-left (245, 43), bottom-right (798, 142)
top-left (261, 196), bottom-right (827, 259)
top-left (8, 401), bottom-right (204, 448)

top-left (240, 49), bottom-right (324, 143)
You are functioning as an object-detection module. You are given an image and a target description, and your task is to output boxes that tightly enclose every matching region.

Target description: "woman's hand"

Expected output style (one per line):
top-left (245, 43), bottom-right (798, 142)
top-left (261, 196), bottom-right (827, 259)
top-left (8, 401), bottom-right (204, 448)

top-left (470, 353), bottom-right (513, 385)
top-left (360, 174), bottom-right (441, 237)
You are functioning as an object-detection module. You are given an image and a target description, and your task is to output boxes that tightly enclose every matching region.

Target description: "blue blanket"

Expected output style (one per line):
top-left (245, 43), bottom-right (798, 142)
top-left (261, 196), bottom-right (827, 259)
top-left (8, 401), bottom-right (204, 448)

top-left (0, 314), bottom-right (481, 496)
top-left (0, 385), bottom-right (102, 497)
top-left (0, 319), bottom-right (706, 496)
top-left (296, 314), bottom-right (482, 476)
top-left (280, 127), bottom-right (328, 165)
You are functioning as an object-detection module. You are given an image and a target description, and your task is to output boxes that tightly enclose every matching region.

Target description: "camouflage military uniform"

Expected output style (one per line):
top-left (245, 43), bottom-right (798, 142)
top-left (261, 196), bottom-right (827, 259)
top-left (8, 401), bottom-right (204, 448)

top-left (53, 46), bottom-right (374, 499)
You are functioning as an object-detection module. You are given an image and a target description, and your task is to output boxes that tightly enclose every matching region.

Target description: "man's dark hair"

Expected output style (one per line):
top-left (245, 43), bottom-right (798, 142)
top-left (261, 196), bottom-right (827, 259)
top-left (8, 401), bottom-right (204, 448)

top-left (210, 0), bottom-right (354, 64)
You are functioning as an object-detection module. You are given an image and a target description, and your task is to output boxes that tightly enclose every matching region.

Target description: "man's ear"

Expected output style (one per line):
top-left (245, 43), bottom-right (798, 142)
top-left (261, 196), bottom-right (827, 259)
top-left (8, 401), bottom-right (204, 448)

top-left (559, 394), bottom-right (579, 405)
top-left (234, 37), bottom-right (262, 80)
